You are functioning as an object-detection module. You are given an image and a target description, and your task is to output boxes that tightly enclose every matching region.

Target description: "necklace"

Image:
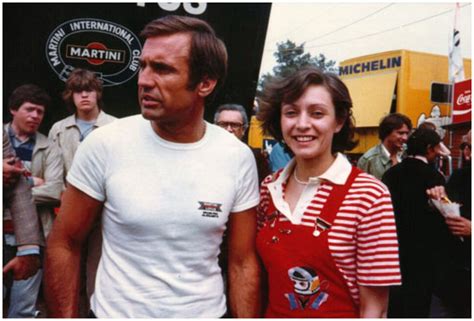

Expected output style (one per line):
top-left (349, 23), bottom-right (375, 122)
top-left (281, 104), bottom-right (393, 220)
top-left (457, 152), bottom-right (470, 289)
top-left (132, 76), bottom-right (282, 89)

top-left (293, 167), bottom-right (309, 185)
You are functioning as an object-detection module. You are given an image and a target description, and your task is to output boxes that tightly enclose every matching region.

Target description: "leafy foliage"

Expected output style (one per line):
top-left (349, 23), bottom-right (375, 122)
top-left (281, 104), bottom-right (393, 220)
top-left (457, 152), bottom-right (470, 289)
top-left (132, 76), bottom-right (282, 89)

top-left (257, 40), bottom-right (337, 95)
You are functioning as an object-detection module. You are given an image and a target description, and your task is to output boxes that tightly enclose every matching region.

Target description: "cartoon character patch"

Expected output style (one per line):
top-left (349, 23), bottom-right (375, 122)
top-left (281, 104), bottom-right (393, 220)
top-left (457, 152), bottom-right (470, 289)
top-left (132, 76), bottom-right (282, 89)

top-left (285, 266), bottom-right (329, 310)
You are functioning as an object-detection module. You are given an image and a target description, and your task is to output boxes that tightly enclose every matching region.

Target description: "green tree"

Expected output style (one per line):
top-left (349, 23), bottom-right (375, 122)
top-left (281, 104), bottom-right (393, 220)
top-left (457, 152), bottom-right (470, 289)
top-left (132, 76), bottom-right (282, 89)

top-left (257, 40), bottom-right (337, 95)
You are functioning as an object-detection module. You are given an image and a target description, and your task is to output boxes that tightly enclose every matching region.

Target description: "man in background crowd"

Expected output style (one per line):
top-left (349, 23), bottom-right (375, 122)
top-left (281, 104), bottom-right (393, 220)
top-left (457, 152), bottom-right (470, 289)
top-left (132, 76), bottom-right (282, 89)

top-left (382, 128), bottom-right (450, 318)
top-left (48, 69), bottom-right (116, 315)
top-left (214, 103), bottom-right (270, 183)
top-left (49, 68), bottom-right (116, 176)
top-left (4, 84), bottom-right (63, 317)
top-left (358, 113), bottom-right (412, 179)
top-left (3, 130), bottom-right (44, 317)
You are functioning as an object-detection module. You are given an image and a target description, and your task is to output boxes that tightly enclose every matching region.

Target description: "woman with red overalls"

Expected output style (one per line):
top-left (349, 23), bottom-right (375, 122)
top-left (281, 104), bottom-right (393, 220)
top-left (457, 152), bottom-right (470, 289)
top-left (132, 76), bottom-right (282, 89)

top-left (257, 67), bottom-right (402, 318)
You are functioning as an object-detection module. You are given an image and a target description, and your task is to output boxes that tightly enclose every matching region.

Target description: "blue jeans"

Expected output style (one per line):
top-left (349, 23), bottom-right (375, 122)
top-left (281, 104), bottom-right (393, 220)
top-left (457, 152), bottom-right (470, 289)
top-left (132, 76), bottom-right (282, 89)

top-left (4, 234), bottom-right (42, 318)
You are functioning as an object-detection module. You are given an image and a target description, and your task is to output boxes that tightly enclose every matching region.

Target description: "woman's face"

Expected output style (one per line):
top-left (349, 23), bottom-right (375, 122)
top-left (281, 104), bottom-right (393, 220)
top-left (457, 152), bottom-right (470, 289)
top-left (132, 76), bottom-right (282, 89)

top-left (281, 85), bottom-right (343, 161)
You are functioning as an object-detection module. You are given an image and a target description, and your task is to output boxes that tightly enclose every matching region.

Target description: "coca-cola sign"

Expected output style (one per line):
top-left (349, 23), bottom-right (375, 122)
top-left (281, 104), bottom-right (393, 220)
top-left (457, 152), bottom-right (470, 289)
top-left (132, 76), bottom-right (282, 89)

top-left (456, 93), bottom-right (471, 106)
top-left (452, 79), bottom-right (471, 124)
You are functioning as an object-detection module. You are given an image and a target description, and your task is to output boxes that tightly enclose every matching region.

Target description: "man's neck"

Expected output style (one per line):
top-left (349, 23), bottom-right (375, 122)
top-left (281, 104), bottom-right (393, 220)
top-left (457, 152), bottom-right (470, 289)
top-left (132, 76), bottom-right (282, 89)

top-left (76, 108), bottom-right (100, 122)
top-left (149, 103), bottom-right (206, 143)
top-left (10, 122), bottom-right (34, 142)
top-left (152, 119), bottom-right (206, 143)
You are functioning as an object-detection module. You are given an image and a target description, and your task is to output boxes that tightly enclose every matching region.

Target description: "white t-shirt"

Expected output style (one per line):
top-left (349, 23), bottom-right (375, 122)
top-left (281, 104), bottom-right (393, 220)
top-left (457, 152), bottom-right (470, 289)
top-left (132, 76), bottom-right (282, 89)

top-left (67, 115), bottom-right (259, 318)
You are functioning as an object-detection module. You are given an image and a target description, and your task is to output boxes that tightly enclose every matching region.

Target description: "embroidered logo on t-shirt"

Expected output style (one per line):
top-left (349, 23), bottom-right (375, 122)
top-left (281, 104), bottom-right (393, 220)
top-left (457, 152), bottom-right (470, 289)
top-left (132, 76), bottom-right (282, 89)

top-left (198, 201), bottom-right (222, 218)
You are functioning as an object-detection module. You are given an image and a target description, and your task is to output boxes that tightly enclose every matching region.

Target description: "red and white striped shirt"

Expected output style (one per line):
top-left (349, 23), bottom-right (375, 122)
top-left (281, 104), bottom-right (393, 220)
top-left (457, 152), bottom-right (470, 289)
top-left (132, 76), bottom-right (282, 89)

top-left (257, 153), bottom-right (401, 305)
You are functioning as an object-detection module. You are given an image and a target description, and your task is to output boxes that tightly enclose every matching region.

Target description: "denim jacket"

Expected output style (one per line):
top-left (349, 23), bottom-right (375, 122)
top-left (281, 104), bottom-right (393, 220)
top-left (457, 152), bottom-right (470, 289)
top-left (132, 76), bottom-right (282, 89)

top-left (357, 143), bottom-right (392, 180)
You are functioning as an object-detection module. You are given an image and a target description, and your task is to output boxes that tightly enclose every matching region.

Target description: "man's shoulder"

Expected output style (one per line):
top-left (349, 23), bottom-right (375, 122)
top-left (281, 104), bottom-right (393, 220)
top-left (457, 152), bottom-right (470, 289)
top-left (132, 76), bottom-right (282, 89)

top-left (360, 144), bottom-right (383, 160)
top-left (383, 158), bottom-right (410, 179)
top-left (208, 124), bottom-right (247, 147)
top-left (97, 110), bottom-right (118, 125)
top-left (94, 114), bottom-right (142, 134)
top-left (34, 132), bottom-right (60, 156)
top-left (50, 115), bottom-right (75, 130)
top-left (35, 131), bottom-right (54, 148)
top-left (82, 115), bottom-right (144, 150)
top-left (207, 124), bottom-right (254, 159)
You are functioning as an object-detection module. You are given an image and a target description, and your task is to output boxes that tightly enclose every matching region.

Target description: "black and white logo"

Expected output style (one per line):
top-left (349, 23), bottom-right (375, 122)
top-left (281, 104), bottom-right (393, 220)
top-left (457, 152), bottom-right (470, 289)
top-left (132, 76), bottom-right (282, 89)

top-left (198, 201), bottom-right (223, 218)
top-left (46, 18), bottom-right (141, 86)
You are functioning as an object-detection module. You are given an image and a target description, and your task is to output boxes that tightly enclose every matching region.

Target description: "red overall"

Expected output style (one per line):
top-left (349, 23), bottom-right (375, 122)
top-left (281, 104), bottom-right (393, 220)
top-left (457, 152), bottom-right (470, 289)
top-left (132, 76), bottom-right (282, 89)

top-left (257, 167), bottom-right (362, 318)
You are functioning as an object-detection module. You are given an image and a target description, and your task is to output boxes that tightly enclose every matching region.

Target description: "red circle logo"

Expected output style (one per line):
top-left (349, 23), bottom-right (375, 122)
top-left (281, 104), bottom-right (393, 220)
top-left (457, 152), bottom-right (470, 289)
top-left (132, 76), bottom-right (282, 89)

top-left (86, 42), bottom-right (107, 65)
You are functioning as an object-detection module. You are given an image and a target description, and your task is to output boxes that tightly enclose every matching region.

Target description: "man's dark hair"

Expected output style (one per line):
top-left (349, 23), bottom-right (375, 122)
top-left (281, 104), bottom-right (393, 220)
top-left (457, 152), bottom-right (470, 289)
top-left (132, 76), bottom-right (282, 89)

top-left (258, 66), bottom-right (358, 154)
top-left (8, 84), bottom-right (51, 111)
top-left (406, 128), bottom-right (441, 156)
top-left (378, 113), bottom-right (412, 141)
top-left (140, 15), bottom-right (228, 103)
top-left (214, 104), bottom-right (249, 129)
top-left (418, 121), bottom-right (436, 131)
top-left (62, 68), bottom-right (104, 112)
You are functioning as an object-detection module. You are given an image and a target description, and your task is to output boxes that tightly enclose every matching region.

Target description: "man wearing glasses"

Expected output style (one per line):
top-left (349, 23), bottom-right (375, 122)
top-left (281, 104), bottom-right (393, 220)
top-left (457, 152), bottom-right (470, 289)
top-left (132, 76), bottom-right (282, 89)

top-left (214, 104), bottom-right (270, 183)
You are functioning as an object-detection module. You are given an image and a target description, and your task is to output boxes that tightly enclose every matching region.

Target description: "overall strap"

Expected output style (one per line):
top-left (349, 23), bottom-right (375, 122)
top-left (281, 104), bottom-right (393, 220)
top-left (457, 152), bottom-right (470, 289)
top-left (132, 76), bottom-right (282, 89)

top-left (319, 166), bottom-right (362, 225)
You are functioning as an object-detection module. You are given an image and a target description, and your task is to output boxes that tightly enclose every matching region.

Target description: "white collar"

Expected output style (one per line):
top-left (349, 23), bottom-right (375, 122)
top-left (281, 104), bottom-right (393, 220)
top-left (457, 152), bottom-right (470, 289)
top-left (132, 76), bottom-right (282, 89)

top-left (266, 153), bottom-right (352, 223)
top-left (271, 152), bottom-right (352, 187)
top-left (412, 155), bottom-right (429, 164)
top-left (319, 153), bottom-right (353, 185)
top-left (381, 143), bottom-right (391, 158)
top-left (382, 143), bottom-right (403, 162)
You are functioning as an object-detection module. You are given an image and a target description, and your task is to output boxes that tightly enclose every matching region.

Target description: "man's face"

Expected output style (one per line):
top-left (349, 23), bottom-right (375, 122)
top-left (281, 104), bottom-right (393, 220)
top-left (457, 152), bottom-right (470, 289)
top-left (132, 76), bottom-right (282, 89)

top-left (216, 110), bottom-right (246, 140)
top-left (426, 143), bottom-right (442, 163)
top-left (384, 124), bottom-right (410, 152)
top-left (138, 33), bottom-right (200, 126)
top-left (10, 102), bottom-right (45, 136)
top-left (72, 90), bottom-right (99, 114)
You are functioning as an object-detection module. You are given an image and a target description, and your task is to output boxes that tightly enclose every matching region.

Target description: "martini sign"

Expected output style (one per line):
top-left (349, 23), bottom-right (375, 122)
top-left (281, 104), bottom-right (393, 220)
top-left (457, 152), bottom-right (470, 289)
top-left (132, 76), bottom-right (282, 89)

top-left (46, 18), bottom-right (142, 86)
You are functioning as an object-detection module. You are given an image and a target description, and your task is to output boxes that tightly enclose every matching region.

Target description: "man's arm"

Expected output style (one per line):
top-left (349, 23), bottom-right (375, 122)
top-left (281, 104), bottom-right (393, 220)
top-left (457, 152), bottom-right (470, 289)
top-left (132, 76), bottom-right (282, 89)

top-left (359, 285), bottom-right (389, 318)
top-left (44, 184), bottom-right (103, 318)
top-left (31, 143), bottom-right (64, 205)
top-left (227, 207), bottom-right (262, 317)
top-left (3, 130), bottom-right (44, 247)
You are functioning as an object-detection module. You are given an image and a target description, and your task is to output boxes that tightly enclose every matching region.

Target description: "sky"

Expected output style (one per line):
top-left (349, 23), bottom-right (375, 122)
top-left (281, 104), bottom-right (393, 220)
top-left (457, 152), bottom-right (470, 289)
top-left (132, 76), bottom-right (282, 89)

top-left (259, 2), bottom-right (472, 77)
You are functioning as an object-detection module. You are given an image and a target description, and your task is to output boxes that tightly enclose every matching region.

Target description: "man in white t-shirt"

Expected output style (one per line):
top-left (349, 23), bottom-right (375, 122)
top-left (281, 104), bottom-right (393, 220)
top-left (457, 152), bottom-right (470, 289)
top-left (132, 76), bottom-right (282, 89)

top-left (44, 15), bottom-right (261, 318)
